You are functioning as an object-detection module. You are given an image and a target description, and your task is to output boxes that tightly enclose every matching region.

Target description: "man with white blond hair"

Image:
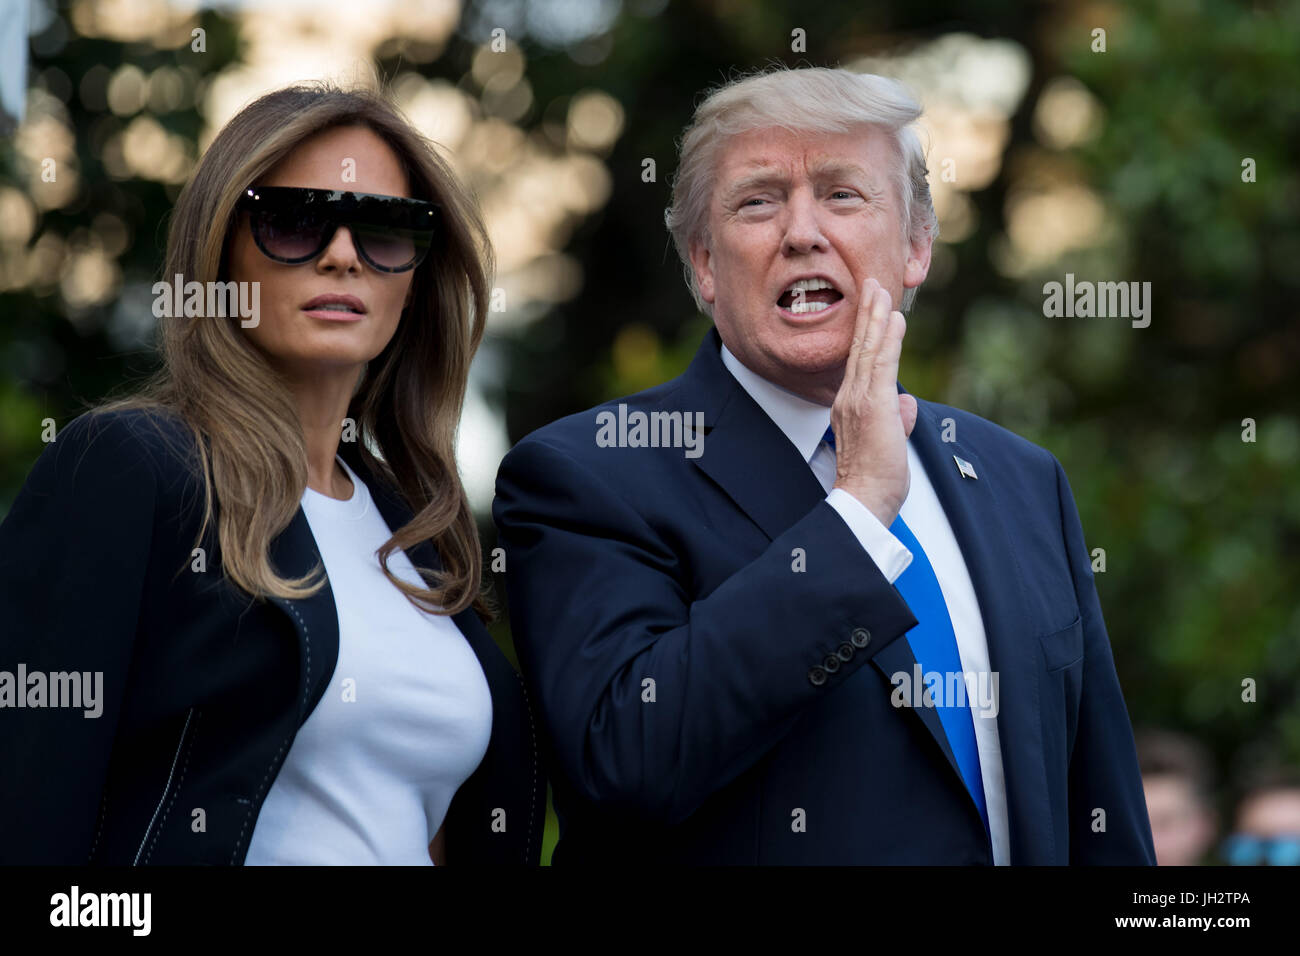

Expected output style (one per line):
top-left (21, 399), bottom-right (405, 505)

top-left (494, 65), bottom-right (1155, 865)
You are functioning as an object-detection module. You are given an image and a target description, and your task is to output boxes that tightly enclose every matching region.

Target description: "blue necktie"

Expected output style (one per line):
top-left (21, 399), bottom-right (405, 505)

top-left (822, 426), bottom-right (989, 836)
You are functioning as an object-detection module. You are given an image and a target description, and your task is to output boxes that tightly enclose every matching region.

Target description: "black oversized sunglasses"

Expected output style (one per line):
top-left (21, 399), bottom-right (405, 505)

top-left (236, 186), bottom-right (440, 273)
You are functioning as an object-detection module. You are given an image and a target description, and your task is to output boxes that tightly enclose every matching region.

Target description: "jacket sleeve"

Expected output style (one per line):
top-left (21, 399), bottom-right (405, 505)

top-left (493, 437), bottom-right (918, 827)
top-left (1054, 456), bottom-right (1157, 864)
top-left (0, 411), bottom-right (158, 864)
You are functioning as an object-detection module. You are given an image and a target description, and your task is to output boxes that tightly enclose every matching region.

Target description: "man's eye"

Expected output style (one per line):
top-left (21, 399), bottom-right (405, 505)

top-left (831, 190), bottom-right (857, 200)
top-left (743, 198), bottom-right (767, 207)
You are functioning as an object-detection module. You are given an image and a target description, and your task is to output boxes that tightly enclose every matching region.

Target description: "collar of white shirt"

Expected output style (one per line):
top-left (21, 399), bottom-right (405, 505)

top-left (719, 343), bottom-right (831, 464)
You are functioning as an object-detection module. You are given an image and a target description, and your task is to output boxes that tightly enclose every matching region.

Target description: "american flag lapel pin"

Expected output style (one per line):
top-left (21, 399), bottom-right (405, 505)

top-left (953, 455), bottom-right (978, 480)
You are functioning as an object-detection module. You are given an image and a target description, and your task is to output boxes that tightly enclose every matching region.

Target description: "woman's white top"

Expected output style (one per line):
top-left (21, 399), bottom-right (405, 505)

top-left (244, 455), bottom-right (493, 865)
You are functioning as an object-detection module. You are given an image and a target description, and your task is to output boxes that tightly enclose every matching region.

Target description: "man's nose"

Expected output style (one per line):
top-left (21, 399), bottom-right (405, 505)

top-left (782, 190), bottom-right (828, 255)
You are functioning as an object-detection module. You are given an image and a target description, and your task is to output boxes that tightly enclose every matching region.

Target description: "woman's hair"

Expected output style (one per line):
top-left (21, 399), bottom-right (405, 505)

top-left (102, 82), bottom-right (492, 617)
top-left (664, 65), bottom-right (940, 314)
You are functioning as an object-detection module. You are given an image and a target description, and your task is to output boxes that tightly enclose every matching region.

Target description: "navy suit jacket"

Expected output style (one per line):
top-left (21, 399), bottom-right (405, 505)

top-left (494, 328), bottom-right (1155, 864)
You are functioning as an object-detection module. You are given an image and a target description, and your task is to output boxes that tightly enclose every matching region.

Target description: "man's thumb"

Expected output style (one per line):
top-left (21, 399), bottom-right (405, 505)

top-left (900, 394), bottom-right (919, 438)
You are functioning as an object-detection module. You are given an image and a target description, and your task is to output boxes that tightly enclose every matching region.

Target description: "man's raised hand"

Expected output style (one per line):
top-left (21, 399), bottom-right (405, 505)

top-left (830, 277), bottom-right (917, 527)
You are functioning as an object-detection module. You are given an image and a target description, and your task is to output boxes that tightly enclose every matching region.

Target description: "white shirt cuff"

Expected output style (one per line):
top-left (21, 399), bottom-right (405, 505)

top-left (826, 488), bottom-right (913, 584)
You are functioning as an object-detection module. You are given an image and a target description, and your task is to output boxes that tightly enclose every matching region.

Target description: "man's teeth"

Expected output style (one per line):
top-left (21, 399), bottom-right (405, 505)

top-left (784, 277), bottom-right (835, 295)
top-left (780, 278), bottom-right (842, 316)
top-left (789, 298), bottom-right (832, 314)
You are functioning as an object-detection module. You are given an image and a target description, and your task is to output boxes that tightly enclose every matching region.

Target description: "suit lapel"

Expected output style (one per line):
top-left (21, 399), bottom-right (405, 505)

top-left (905, 397), bottom-right (1051, 863)
top-left (690, 388), bottom-right (829, 542)
top-left (266, 510), bottom-right (340, 724)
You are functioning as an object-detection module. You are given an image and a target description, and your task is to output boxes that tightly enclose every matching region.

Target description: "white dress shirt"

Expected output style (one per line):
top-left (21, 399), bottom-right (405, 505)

top-left (720, 344), bottom-right (1010, 865)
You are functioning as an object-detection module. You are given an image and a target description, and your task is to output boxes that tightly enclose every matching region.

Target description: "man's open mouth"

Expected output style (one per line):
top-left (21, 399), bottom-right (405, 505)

top-left (777, 277), bottom-right (844, 315)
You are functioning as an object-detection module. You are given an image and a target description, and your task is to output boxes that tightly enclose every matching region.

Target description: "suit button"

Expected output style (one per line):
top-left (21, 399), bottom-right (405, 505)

top-left (808, 666), bottom-right (827, 686)
top-left (822, 654), bottom-right (840, 673)
top-left (837, 642), bottom-right (855, 662)
top-left (851, 627), bottom-right (872, 648)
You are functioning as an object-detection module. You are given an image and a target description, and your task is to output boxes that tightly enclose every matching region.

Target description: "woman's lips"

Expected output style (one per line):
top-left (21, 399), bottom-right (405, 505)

top-left (302, 307), bottom-right (366, 321)
top-left (301, 294), bottom-right (367, 319)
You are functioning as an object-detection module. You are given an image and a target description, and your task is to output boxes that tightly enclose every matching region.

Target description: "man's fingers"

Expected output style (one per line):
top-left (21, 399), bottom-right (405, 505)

top-left (842, 277), bottom-right (878, 389)
top-left (856, 280), bottom-right (890, 379)
top-left (871, 310), bottom-right (906, 390)
top-left (852, 277), bottom-right (878, 343)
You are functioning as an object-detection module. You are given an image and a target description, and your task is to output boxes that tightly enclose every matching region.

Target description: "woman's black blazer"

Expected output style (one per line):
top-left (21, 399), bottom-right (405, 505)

top-left (0, 408), bottom-right (545, 865)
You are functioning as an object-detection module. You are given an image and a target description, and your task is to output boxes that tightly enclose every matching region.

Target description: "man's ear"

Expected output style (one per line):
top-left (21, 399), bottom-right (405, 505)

top-left (688, 238), bottom-right (716, 305)
top-left (903, 232), bottom-right (934, 290)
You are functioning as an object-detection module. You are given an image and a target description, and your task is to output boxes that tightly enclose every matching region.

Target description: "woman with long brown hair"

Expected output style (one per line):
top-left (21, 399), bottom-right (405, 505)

top-left (0, 83), bottom-right (544, 865)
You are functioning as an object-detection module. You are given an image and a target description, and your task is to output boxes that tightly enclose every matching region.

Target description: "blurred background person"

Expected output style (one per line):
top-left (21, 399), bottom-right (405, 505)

top-left (1136, 728), bottom-right (1219, 866)
top-left (1221, 766), bottom-right (1300, 866)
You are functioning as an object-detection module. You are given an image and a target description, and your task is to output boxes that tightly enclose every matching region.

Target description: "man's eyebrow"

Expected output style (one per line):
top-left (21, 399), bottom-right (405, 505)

top-left (807, 160), bottom-right (872, 181)
top-left (719, 166), bottom-right (789, 203)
